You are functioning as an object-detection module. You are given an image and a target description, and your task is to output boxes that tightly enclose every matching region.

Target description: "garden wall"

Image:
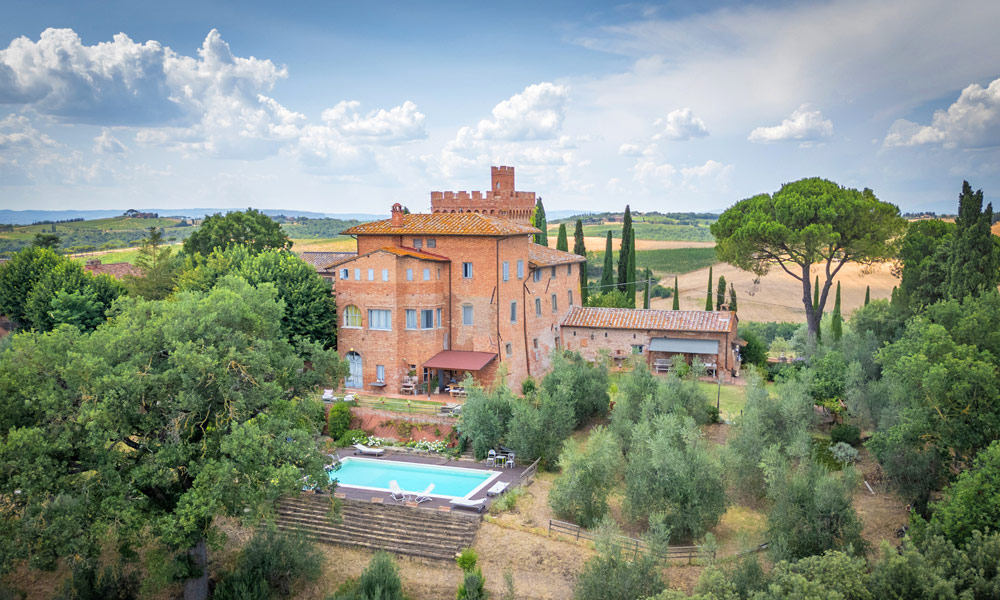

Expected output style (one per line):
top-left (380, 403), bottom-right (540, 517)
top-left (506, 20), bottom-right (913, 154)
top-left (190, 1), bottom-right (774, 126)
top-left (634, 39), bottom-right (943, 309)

top-left (348, 406), bottom-right (457, 444)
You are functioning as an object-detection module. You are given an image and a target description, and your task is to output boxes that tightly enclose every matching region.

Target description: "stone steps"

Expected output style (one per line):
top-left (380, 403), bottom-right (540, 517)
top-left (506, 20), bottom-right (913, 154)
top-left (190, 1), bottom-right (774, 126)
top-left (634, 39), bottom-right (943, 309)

top-left (275, 495), bottom-right (479, 561)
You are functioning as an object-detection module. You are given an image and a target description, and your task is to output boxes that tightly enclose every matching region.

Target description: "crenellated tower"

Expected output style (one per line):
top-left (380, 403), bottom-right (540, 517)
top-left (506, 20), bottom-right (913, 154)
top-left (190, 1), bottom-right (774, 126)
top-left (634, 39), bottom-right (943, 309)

top-left (430, 166), bottom-right (536, 224)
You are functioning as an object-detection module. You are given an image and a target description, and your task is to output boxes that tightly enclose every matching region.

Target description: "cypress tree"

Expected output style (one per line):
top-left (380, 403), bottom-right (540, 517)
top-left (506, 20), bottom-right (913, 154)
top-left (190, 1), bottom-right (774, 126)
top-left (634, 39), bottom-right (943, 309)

top-left (626, 234), bottom-right (636, 307)
top-left (864, 285), bottom-right (870, 305)
top-left (573, 219), bottom-right (587, 305)
top-left (531, 197), bottom-right (548, 246)
top-left (642, 268), bottom-right (651, 309)
top-left (705, 266), bottom-right (714, 311)
top-left (946, 180), bottom-right (999, 298)
top-left (617, 206), bottom-right (633, 291)
top-left (813, 275), bottom-right (820, 312)
top-left (716, 275), bottom-right (727, 310)
top-left (672, 276), bottom-right (680, 310)
top-left (729, 282), bottom-right (737, 312)
top-left (831, 281), bottom-right (843, 342)
top-left (556, 223), bottom-right (568, 251)
top-left (600, 231), bottom-right (615, 291)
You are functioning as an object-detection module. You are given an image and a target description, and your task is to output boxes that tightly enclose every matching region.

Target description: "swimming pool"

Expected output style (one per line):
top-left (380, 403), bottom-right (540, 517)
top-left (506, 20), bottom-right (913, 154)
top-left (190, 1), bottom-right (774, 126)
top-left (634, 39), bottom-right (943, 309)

top-left (330, 457), bottom-right (501, 499)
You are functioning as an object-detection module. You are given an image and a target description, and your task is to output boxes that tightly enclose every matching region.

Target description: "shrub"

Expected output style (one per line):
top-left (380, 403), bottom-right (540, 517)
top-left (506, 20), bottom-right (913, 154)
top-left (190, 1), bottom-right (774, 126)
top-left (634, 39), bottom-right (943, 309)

top-left (356, 552), bottom-right (404, 600)
top-left (573, 520), bottom-right (665, 600)
top-left (739, 329), bottom-right (768, 368)
top-left (55, 562), bottom-right (139, 600)
top-left (456, 570), bottom-right (486, 600)
top-left (830, 442), bottom-right (859, 465)
top-left (489, 486), bottom-right (525, 515)
top-left (831, 423), bottom-right (861, 446)
top-left (924, 440), bottom-right (1000, 545)
top-left (336, 429), bottom-right (369, 447)
top-left (520, 377), bottom-right (537, 395)
top-left (456, 547), bottom-right (478, 572)
top-left (327, 402), bottom-right (352, 440)
top-left (214, 529), bottom-right (322, 600)
top-left (506, 391), bottom-right (575, 468)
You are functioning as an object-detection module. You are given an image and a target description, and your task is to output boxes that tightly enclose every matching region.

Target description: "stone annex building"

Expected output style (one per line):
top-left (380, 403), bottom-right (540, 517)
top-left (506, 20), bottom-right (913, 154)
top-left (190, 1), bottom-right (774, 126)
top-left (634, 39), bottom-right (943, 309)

top-left (329, 167), bottom-right (742, 394)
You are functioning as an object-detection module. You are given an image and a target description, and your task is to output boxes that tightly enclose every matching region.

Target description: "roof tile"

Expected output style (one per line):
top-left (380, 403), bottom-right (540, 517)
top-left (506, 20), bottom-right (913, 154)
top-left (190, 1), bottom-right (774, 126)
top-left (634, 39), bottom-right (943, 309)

top-left (298, 251), bottom-right (357, 271)
top-left (342, 213), bottom-right (540, 237)
top-left (561, 306), bottom-right (735, 333)
top-left (527, 244), bottom-right (586, 267)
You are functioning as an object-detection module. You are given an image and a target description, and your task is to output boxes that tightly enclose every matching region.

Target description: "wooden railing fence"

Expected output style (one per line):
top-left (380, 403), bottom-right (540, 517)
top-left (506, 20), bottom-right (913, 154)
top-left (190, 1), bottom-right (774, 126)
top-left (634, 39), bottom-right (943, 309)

top-left (548, 519), bottom-right (715, 563)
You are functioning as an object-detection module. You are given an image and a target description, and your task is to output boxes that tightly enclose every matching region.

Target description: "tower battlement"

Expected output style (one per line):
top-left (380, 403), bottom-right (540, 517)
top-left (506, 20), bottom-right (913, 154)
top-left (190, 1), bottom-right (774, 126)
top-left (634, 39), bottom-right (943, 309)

top-left (430, 166), bottom-right (536, 223)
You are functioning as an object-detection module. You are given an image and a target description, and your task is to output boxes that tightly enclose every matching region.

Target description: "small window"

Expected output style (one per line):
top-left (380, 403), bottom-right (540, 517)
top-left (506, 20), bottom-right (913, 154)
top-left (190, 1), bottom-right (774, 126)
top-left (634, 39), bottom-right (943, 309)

top-left (406, 269), bottom-right (413, 281)
top-left (340, 268), bottom-right (349, 280)
top-left (533, 269), bottom-right (541, 282)
top-left (631, 345), bottom-right (644, 354)
top-left (382, 268), bottom-right (389, 281)
top-left (535, 298), bottom-right (541, 316)
top-left (550, 266), bottom-right (556, 278)
top-left (462, 262), bottom-right (473, 278)
top-left (555, 336), bottom-right (560, 347)
top-left (502, 261), bottom-right (510, 282)
top-left (376, 364), bottom-right (385, 382)
top-left (517, 260), bottom-right (524, 279)
top-left (368, 309), bottom-right (391, 331)
top-left (510, 301), bottom-right (517, 323)
top-left (405, 309), bottom-right (417, 330)
top-left (343, 305), bottom-right (361, 328)
top-left (568, 290), bottom-right (573, 306)
top-left (427, 239), bottom-right (436, 248)
top-left (368, 268), bottom-right (374, 281)
top-left (421, 309), bottom-right (434, 329)
top-left (436, 308), bottom-right (442, 328)
top-left (567, 264), bottom-right (573, 275)
top-left (505, 342), bottom-right (512, 357)
top-left (551, 294), bottom-right (558, 312)
top-left (533, 338), bottom-right (539, 349)
top-left (423, 268), bottom-right (430, 281)
top-left (413, 238), bottom-right (422, 249)
top-left (462, 305), bottom-right (473, 326)
top-left (355, 268), bottom-right (361, 280)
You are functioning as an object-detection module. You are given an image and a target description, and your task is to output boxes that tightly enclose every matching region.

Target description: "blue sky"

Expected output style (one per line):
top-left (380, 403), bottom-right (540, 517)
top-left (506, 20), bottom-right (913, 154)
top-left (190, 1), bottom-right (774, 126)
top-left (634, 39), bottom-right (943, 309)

top-left (1, 0), bottom-right (998, 214)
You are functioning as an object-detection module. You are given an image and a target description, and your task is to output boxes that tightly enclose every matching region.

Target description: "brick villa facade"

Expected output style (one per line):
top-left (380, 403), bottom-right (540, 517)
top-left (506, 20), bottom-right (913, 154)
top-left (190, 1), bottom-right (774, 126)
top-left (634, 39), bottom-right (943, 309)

top-left (333, 167), bottom-right (584, 394)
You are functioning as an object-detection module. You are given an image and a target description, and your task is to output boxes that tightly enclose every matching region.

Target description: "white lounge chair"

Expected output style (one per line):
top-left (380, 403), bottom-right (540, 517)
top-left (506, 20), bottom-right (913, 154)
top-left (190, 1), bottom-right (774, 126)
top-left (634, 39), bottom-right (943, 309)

top-left (389, 480), bottom-right (409, 502)
top-left (353, 443), bottom-right (385, 457)
top-left (486, 481), bottom-right (508, 497)
top-left (450, 497), bottom-right (487, 513)
top-left (322, 388), bottom-right (334, 400)
top-left (413, 483), bottom-right (435, 504)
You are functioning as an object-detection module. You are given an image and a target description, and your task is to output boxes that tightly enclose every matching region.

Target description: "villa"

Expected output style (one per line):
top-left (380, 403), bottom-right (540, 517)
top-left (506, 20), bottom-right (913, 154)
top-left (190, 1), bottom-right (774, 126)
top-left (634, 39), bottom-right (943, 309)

top-left (331, 167), bottom-right (585, 394)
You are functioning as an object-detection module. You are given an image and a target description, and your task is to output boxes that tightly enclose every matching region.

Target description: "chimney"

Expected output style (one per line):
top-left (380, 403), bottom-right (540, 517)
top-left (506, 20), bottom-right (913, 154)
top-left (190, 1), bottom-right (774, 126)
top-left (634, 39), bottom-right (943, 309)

top-left (719, 303), bottom-right (730, 312)
top-left (390, 203), bottom-right (404, 227)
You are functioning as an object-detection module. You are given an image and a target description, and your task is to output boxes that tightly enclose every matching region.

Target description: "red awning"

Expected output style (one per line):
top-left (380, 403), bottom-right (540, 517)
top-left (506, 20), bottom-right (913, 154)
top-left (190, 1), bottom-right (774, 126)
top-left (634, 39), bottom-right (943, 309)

top-left (422, 350), bottom-right (497, 371)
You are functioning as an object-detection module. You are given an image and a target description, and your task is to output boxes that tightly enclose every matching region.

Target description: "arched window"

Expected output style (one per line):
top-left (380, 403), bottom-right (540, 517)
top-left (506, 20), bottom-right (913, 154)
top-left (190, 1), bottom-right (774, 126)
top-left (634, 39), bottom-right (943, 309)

top-left (343, 305), bottom-right (361, 328)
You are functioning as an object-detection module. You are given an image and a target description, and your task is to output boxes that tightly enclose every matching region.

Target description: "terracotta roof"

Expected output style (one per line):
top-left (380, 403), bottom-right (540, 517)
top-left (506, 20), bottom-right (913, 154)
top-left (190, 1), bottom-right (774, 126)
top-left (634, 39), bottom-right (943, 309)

top-left (299, 251), bottom-right (356, 271)
top-left (330, 246), bottom-right (450, 267)
top-left (342, 213), bottom-right (540, 237)
top-left (84, 262), bottom-right (141, 279)
top-left (561, 306), bottom-right (736, 333)
top-left (527, 244), bottom-right (586, 267)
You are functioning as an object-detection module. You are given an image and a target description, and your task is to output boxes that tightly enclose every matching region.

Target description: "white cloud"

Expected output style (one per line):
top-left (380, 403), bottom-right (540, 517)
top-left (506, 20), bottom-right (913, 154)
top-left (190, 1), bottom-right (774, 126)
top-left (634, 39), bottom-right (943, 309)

top-left (320, 100), bottom-right (427, 143)
top-left (748, 104), bottom-right (833, 143)
top-left (883, 77), bottom-right (1000, 149)
top-left (0, 114), bottom-right (57, 150)
top-left (452, 82), bottom-right (569, 147)
top-left (618, 143), bottom-right (643, 156)
top-left (681, 159), bottom-right (731, 181)
top-left (93, 128), bottom-right (126, 154)
top-left (654, 108), bottom-right (709, 140)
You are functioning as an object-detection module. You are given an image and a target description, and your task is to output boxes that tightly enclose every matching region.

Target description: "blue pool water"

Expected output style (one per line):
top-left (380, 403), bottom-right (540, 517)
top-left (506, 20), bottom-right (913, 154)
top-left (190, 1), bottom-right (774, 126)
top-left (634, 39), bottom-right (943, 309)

top-left (330, 457), bottom-right (500, 499)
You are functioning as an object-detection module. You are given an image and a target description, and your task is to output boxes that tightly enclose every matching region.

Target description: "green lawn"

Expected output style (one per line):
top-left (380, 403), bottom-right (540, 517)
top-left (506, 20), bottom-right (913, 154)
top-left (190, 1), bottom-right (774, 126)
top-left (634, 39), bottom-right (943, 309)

top-left (696, 382), bottom-right (747, 420)
top-left (582, 221), bottom-right (715, 242)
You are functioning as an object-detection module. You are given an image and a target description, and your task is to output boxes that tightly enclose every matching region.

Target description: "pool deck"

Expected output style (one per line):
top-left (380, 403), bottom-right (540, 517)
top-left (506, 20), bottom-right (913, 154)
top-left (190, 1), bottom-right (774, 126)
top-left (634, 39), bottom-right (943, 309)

top-left (324, 450), bottom-right (529, 512)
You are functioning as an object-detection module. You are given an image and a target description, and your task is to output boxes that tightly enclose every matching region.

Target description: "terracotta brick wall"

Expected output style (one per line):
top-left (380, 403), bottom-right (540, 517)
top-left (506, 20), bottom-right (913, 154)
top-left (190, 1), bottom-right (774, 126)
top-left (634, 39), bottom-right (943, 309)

top-left (348, 406), bottom-right (456, 444)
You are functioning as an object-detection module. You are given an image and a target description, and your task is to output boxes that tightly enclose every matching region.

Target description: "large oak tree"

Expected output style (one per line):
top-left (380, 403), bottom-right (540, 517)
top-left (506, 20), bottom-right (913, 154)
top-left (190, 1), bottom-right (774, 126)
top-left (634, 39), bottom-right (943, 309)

top-left (711, 178), bottom-right (905, 338)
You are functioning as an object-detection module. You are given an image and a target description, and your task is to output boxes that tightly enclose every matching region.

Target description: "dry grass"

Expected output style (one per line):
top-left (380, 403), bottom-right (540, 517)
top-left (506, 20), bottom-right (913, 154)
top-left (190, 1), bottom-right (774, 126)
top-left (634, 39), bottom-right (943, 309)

top-left (652, 261), bottom-right (901, 323)
top-left (548, 235), bottom-right (715, 252)
top-left (291, 237), bottom-right (357, 252)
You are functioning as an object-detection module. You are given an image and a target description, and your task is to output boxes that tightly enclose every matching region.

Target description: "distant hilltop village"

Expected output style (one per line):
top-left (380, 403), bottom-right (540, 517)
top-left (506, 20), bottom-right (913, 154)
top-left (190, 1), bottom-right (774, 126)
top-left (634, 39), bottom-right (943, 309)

top-left (430, 166), bottom-right (536, 224)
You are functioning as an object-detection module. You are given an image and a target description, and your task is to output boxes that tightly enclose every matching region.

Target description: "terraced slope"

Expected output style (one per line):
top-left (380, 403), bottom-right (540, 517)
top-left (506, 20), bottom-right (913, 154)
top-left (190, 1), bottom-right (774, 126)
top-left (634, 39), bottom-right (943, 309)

top-left (276, 494), bottom-right (480, 561)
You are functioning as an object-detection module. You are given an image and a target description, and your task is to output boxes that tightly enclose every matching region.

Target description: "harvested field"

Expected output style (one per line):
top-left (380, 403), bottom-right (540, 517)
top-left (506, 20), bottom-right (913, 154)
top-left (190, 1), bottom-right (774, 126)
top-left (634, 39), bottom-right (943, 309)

top-left (548, 234), bottom-right (715, 252)
top-left (652, 261), bottom-right (901, 323)
top-left (291, 237), bottom-right (357, 252)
